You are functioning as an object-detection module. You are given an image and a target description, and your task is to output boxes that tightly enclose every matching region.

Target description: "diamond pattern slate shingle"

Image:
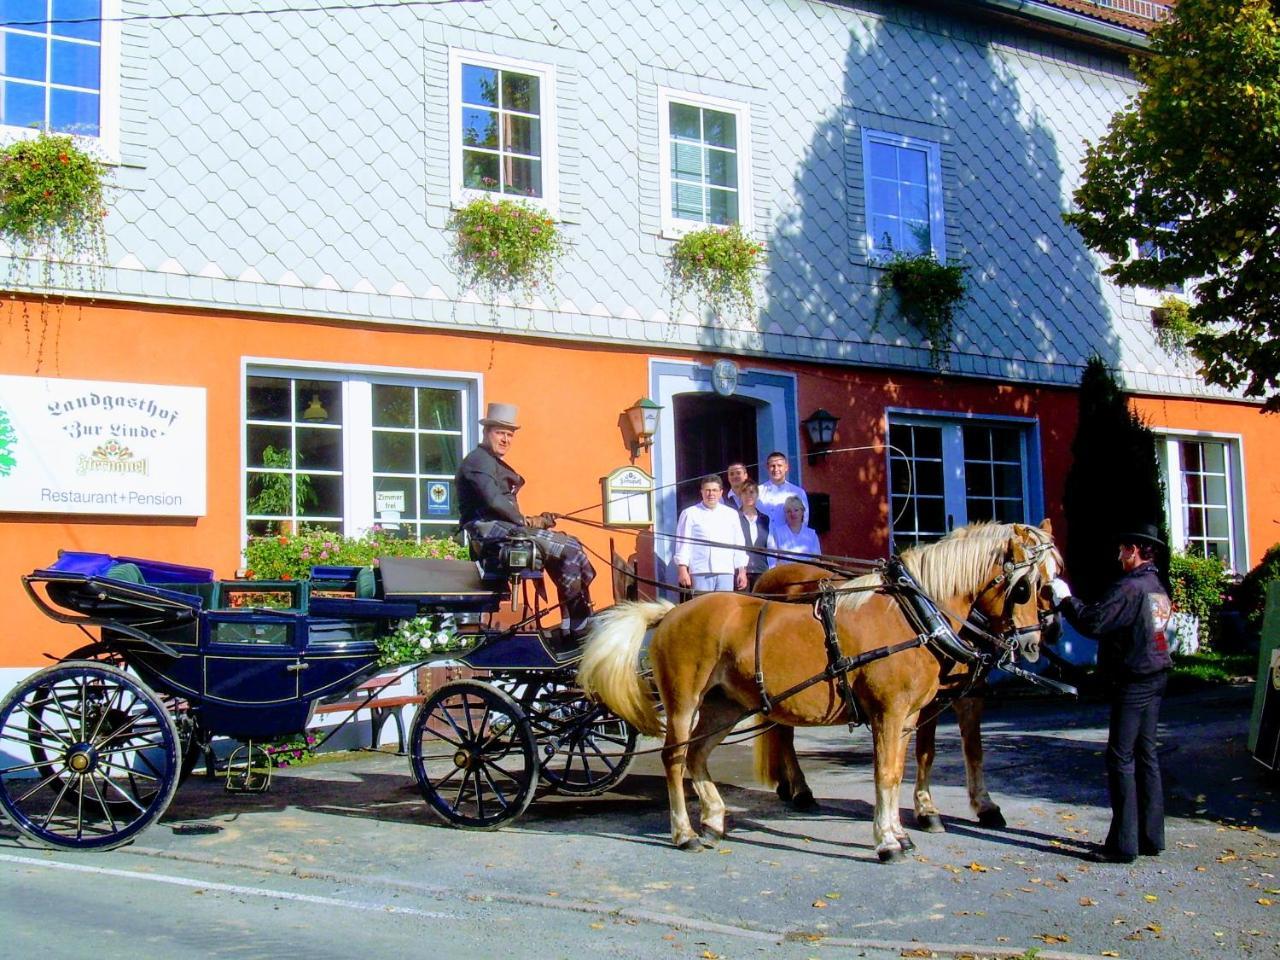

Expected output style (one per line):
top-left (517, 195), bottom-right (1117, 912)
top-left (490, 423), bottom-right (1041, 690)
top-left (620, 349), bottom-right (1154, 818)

top-left (23, 0), bottom-right (1220, 399)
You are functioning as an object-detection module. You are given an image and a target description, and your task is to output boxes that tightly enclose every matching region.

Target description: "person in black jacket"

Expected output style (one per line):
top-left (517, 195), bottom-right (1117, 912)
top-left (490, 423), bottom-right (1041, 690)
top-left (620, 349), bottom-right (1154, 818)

top-left (455, 402), bottom-right (595, 635)
top-left (1046, 522), bottom-right (1173, 864)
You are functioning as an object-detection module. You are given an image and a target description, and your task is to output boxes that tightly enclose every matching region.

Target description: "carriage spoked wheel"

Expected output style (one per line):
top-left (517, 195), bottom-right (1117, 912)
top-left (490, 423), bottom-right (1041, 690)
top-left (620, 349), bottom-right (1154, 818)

top-left (519, 680), bottom-right (637, 796)
top-left (409, 679), bottom-right (538, 829)
top-left (0, 660), bottom-right (181, 850)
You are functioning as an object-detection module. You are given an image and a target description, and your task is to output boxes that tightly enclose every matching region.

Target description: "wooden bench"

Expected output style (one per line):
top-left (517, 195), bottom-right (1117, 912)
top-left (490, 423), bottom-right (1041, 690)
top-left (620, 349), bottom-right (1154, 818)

top-left (313, 676), bottom-right (425, 752)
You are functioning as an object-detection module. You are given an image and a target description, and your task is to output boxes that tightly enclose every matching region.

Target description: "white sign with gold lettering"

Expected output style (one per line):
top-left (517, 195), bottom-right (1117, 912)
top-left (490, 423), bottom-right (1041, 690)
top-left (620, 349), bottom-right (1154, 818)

top-left (0, 375), bottom-right (206, 516)
top-left (601, 466), bottom-right (654, 527)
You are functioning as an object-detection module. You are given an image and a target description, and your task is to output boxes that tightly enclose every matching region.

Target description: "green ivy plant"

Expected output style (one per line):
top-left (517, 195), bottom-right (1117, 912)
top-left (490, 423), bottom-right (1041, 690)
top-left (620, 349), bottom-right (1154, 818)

top-left (1151, 294), bottom-right (1204, 356)
top-left (447, 196), bottom-right (564, 302)
top-left (876, 251), bottom-right (968, 369)
top-left (1168, 549), bottom-right (1229, 638)
top-left (667, 224), bottom-right (762, 326)
top-left (0, 131), bottom-right (108, 290)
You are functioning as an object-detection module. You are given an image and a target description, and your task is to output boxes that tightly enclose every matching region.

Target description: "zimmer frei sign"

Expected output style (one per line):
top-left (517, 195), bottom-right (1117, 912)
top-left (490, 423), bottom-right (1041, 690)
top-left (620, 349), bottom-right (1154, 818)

top-left (0, 375), bottom-right (206, 517)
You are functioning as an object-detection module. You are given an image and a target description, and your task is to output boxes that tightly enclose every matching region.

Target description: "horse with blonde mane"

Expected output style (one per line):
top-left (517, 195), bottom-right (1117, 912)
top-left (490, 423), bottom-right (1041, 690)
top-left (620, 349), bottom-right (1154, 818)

top-left (752, 521), bottom-right (1062, 831)
top-left (577, 520), bottom-right (1061, 862)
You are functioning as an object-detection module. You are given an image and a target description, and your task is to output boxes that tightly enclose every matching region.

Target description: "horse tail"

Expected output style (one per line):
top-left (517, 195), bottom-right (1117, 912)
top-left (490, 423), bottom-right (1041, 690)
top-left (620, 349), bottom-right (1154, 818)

top-left (577, 600), bottom-right (673, 737)
top-left (754, 725), bottom-right (784, 789)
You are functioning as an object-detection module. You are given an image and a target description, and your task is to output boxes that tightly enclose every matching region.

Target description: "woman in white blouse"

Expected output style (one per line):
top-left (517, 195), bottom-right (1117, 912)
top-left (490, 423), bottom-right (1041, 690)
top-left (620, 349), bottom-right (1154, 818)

top-left (766, 494), bottom-right (822, 567)
top-left (673, 475), bottom-right (748, 593)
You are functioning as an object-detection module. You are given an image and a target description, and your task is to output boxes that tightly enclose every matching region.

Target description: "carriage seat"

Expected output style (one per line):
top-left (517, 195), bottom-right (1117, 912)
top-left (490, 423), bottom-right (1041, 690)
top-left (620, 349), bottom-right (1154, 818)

top-left (377, 556), bottom-right (505, 613)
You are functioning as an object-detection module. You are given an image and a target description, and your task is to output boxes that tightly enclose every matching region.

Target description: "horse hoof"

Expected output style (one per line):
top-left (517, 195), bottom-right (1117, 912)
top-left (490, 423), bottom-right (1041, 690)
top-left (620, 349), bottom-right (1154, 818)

top-left (896, 833), bottom-right (916, 852)
top-left (977, 809), bottom-right (1007, 829)
top-left (676, 836), bottom-right (703, 852)
top-left (700, 826), bottom-right (725, 845)
top-left (789, 789), bottom-right (819, 812)
top-left (917, 813), bottom-right (945, 833)
top-left (776, 783), bottom-right (793, 803)
top-left (877, 845), bottom-right (907, 864)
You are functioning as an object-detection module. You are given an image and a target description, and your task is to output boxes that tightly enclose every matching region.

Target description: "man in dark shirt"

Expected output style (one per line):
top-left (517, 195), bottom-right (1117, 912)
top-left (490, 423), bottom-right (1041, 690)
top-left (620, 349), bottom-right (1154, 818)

top-left (1046, 522), bottom-right (1173, 863)
top-left (455, 402), bottom-right (595, 634)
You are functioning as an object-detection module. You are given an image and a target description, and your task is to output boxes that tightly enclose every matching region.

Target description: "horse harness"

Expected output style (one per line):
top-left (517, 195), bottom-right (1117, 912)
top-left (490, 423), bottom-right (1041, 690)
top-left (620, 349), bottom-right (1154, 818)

top-left (749, 545), bottom-right (1070, 730)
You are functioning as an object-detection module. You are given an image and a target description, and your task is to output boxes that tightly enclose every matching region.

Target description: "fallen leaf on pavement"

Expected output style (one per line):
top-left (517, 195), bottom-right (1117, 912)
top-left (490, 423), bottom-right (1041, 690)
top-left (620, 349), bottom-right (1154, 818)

top-left (812, 900), bottom-right (827, 909)
top-left (1033, 933), bottom-right (1070, 944)
top-left (1143, 894), bottom-right (1159, 902)
top-left (900, 950), bottom-right (933, 958)
top-left (1079, 897), bottom-right (1097, 907)
top-left (1257, 898), bottom-right (1274, 906)
top-left (967, 862), bottom-right (989, 873)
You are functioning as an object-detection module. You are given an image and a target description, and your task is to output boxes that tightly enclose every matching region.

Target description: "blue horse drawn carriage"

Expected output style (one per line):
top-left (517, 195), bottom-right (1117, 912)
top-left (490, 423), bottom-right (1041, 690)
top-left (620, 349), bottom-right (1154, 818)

top-left (0, 546), bottom-right (636, 850)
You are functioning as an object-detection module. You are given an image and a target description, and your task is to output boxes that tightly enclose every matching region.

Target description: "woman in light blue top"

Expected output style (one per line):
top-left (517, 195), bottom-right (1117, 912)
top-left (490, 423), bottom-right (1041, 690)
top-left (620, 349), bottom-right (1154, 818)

top-left (766, 495), bottom-right (821, 567)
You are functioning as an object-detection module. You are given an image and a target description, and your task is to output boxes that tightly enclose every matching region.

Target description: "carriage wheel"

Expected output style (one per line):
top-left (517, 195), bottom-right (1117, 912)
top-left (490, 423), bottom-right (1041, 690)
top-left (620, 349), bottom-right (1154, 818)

top-left (409, 679), bottom-right (538, 829)
top-left (520, 679), bottom-right (637, 796)
top-left (0, 660), bottom-right (181, 850)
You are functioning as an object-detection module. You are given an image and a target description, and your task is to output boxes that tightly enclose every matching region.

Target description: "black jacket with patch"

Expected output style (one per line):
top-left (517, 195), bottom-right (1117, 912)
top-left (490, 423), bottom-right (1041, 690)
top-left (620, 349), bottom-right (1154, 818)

top-left (1060, 562), bottom-right (1173, 678)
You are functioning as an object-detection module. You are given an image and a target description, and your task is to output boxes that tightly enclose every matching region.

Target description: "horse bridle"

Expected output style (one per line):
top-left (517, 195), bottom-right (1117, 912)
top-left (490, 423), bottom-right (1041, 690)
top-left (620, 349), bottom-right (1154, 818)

top-left (964, 539), bottom-right (1060, 657)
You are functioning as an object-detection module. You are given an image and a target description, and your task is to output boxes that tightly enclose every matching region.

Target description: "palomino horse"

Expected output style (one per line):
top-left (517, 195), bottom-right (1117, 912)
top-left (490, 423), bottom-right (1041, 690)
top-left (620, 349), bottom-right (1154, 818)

top-left (578, 521), bottom-right (1061, 862)
top-left (752, 524), bottom-right (1059, 831)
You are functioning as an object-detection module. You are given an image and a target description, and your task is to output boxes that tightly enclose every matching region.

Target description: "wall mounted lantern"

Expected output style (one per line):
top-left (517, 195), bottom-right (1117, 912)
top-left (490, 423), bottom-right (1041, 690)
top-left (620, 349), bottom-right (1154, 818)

top-left (625, 397), bottom-right (662, 459)
top-left (802, 407), bottom-right (840, 464)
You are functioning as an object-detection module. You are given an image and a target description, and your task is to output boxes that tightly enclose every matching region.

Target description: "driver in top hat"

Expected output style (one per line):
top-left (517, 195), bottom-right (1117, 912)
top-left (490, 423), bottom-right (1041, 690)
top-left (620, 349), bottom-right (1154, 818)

top-left (455, 402), bottom-right (596, 636)
top-left (1043, 522), bottom-right (1172, 864)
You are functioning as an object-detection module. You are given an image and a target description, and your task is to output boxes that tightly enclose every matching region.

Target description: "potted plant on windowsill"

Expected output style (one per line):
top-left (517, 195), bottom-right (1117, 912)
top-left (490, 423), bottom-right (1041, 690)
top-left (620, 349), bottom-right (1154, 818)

top-left (0, 131), bottom-right (108, 290)
top-left (667, 223), bottom-right (763, 327)
top-left (447, 194), bottom-right (564, 303)
top-left (876, 251), bottom-right (967, 369)
top-left (1150, 294), bottom-right (1203, 357)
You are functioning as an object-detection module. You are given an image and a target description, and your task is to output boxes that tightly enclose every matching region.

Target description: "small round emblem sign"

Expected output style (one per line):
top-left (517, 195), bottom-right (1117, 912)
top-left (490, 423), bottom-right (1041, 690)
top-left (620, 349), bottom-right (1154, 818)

top-left (711, 359), bottom-right (739, 397)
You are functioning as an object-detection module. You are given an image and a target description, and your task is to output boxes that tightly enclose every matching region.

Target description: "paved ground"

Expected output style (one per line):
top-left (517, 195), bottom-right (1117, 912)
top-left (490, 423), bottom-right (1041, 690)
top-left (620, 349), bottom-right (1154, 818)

top-left (2, 684), bottom-right (1276, 960)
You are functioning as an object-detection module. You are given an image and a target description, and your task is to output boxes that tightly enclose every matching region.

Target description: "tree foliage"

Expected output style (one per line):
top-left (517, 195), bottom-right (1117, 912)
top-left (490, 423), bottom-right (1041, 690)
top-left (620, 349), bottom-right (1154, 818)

top-left (1063, 0), bottom-right (1280, 410)
top-left (1062, 358), bottom-right (1168, 601)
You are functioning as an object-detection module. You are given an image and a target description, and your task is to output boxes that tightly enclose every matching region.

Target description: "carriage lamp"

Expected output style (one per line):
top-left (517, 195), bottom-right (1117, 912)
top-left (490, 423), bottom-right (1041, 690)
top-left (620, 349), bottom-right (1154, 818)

top-left (301, 394), bottom-right (329, 423)
top-left (802, 407), bottom-right (840, 464)
top-left (625, 397), bottom-right (662, 459)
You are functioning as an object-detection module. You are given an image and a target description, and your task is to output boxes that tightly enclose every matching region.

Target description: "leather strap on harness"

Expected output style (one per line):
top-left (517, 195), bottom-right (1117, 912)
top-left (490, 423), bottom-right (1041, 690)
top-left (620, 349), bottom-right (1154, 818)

top-left (753, 602), bottom-right (772, 715)
top-left (815, 586), bottom-right (864, 730)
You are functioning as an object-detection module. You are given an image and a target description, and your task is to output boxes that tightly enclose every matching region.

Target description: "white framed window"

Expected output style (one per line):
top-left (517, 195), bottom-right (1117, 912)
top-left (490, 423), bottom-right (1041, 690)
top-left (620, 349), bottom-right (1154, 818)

top-left (449, 48), bottom-right (557, 211)
top-left (658, 88), bottom-right (752, 236)
top-left (244, 365), bottom-right (479, 541)
top-left (0, 0), bottom-right (120, 158)
top-left (1157, 432), bottom-right (1248, 571)
top-left (1133, 224), bottom-right (1187, 307)
top-left (861, 128), bottom-right (944, 261)
top-left (886, 411), bottom-right (1040, 548)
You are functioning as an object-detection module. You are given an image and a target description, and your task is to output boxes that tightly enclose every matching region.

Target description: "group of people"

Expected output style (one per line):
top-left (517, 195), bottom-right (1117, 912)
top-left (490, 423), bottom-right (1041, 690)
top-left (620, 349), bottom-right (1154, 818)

top-left (673, 451), bottom-right (822, 593)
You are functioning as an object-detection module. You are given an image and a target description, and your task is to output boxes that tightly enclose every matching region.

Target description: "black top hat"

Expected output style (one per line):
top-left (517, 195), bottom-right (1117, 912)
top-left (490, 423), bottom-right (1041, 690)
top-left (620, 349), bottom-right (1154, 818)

top-left (1117, 522), bottom-right (1165, 549)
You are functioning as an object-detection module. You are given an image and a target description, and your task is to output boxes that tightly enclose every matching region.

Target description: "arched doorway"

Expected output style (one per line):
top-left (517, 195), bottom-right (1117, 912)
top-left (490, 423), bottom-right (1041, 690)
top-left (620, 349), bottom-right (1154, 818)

top-left (673, 393), bottom-right (759, 512)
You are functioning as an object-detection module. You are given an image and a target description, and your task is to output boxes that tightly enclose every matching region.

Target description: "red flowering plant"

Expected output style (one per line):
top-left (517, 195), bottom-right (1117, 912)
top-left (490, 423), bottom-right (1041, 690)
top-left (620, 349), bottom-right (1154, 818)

top-left (242, 528), bottom-right (467, 582)
top-left (0, 131), bottom-right (108, 290)
top-left (667, 223), bottom-right (763, 327)
top-left (447, 196), bottom-right (564, 303)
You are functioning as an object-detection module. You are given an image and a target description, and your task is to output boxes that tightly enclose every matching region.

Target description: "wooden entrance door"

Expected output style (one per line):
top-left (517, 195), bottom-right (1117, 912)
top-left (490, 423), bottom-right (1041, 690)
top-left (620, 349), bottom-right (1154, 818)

top-left (673, 394), bottom-right (758, 513)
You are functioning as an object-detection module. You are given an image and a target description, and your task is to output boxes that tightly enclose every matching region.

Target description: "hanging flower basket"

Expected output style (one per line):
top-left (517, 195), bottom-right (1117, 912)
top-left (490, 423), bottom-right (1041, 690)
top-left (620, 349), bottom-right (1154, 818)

top-left (0, 131), bottom-right (108, 289)
top-left (877, 251), bottom-right (967, 369)
top-left (1150, 295), bottom-right (1202, 356)
top-left (447, 196), bottom-right (564, 302)
top-left (667, 223), bottom-right (762, 325)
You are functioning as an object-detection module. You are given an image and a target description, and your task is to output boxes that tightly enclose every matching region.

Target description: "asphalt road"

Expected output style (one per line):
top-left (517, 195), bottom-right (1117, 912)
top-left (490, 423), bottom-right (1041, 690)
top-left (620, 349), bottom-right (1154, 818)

top-left (1, 685), bottom-right (1275, 960)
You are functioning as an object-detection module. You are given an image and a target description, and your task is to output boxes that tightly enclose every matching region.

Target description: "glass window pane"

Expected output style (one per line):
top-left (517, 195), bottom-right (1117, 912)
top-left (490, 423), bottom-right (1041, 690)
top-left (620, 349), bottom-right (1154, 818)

top-left (898, 147), bottom-right (928, 184)
top-left (890, 460), bottom-right (912, 495)
top-left (53, 1), bottom-right (101, 42)
top-left (246, 425), bottom-right (290, 467)
top-left (501, 71), bottom-right (538, 113)
top-left (962, 426), bottom-right (991, 459)
top-left (1205, 508), bottom-right (1229, 541)
top-left (917, 497), bottom-right (946, 534)
top-left (462, 150), bottom-right (499, 191)
top-left (295, 427), bottom-right (342, 471)
top-left (373, 431), bottom-right (415, 473)
top-left (995, 499), bottom-right (1023, 522)
top-left (461, 64), bottom-right (497, 107)
top-left (246, 472), bottom-right (290, 517)
top-left (964, 465), bottom-right (992, 498)
top-left (421, 479), bottom-right (459, 521)
top-left (51, 38), bottom-right (96, 88)
top-left (706, 188), bottom-right (737, 225)
top-left (503, 113), bottom-right (539, 156)
top-left (915, 459), bottom-right (944, 495)
top-left (419, 434), bottom-right (461, 476)
top-left (1, 2), bottom-right (47, 26)
top-left (901, 222), bottom-right (928, 255)
top-left (991, 428), bottom-right (1021, 462)
top-left (669, 101), bottom-right (699, 140)
top-left (1186, 507), bottom-right (1205, 538)
top-left (300, 474), bottom-right (343, 518)
top-left (702, 109), bottom-right (736, 149)
top-left (672, 181), bottom-right (703, 221)
top-left (901, 183), bottom-right (928, 221)
top-left (912, 425), bottom-right (943, 460)
top-left (4, 32), bottom-right (46, 82)
top-left (1202, 441), bottom-right (1226, 473)
top-left (294, 381), bottom-right (341, 423)
top-left (505, 156), bottom-right (540, 198)
top-left (461, 106), bottom-right (497, 148)
top-left (671, 141), bottom-right (702, 180)
top-left (373, 477), bottom-right (417, 519)
top-left (868, 178), bottom-right (897, 217)
top-left (705, 148), bottom-right (736, 188)
top-left (418, 389), bottom-right (460, 430)
top-left (49, 85), bottom-right (95, 134)
top-left (372, 384), bottom-right (414, 428)
top-left (869, 214), bottom-right (898, 254)
top-left (994, 464), bottom-right (1023, 498)
top-left (1203, 474), bottom-right (1227, 507)
top-left (967, 497), bottom-right (994, 523)
top-left (247, 377), bottom-right (291, 421)
top-left (1183, 473), bottom-right (1204, 504)
top-left (1182, 441), bottom-right (1203, 472)
top-left (2, 79), bottom-right (42, 128)
top-left (867, 140), bottom-right (896, 178)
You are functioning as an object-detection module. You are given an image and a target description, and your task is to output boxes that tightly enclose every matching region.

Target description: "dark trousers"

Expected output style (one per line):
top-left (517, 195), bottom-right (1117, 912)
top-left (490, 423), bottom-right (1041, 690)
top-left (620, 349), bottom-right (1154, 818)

top-left (1104, 670), bottom-right (1167, 857)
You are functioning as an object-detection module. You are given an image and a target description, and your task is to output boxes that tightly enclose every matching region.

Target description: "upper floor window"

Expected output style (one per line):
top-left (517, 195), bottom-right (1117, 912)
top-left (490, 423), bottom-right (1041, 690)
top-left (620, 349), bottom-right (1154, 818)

top-left (1135, 224), bottom-right (1187, 306)
top-left (861, 129), bottom-right (944, 261)
top-left (887, 413), bottom-right (1037, 549)
top-left (1, 1), bottom-right (101, 135)
top-left (1158, 433), bottom-right (1247, 571)
top-left (658, 88), bottom-right (751, 235)
top-left (449, 49), bottom-right (557, 210)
